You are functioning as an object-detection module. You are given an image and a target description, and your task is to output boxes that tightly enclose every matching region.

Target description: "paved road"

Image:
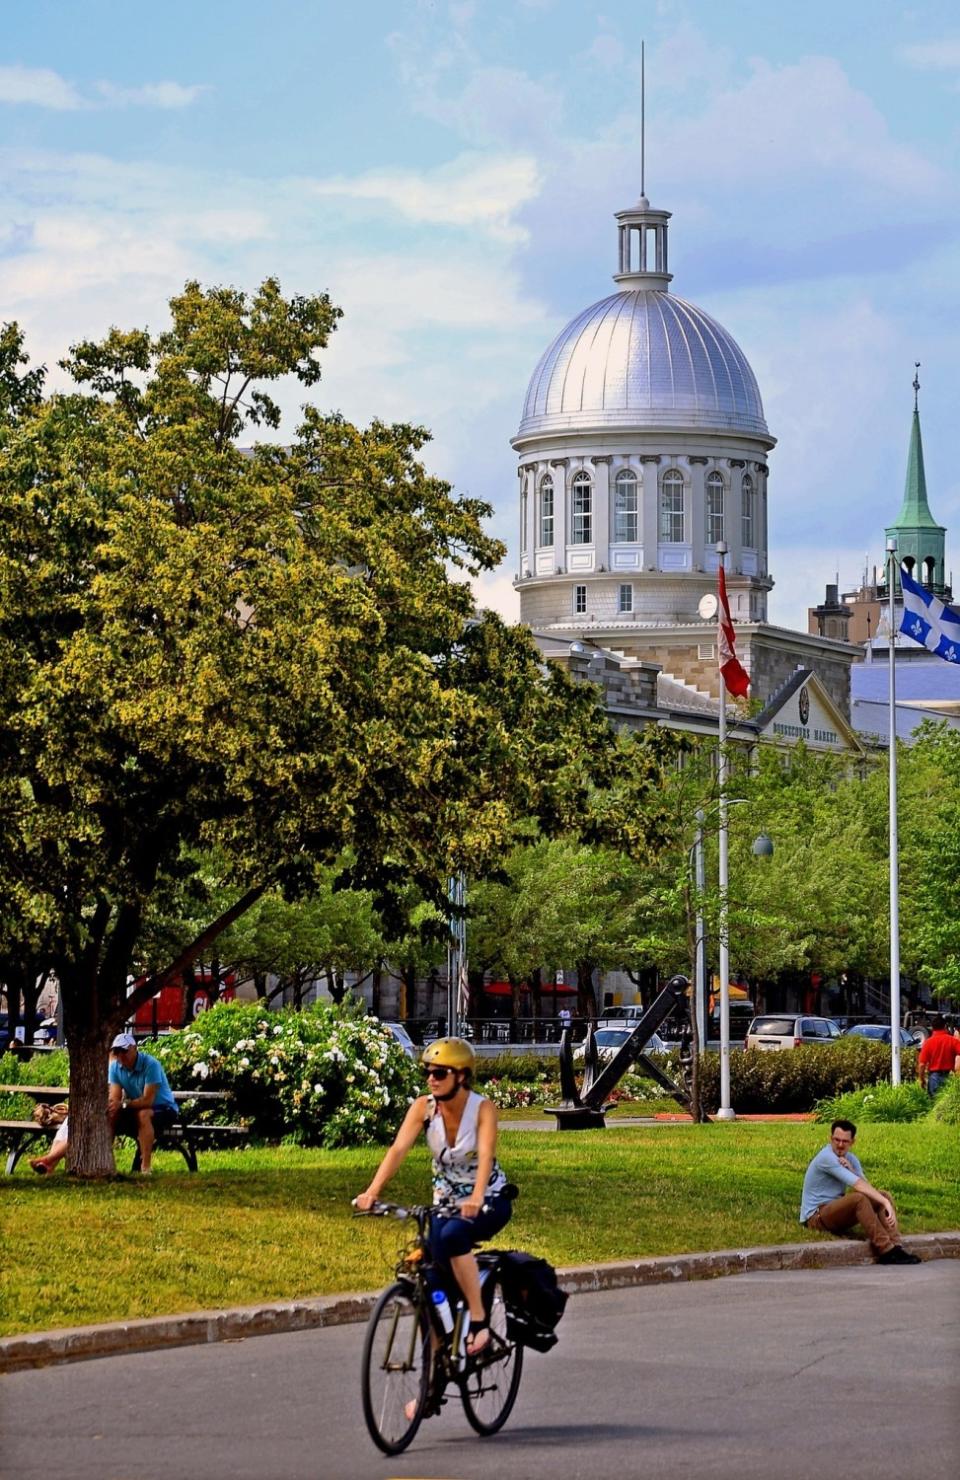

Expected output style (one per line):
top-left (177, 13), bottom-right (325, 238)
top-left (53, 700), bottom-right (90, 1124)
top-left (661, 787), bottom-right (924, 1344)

top-left (2, 1262), bottom-right (957, 1480)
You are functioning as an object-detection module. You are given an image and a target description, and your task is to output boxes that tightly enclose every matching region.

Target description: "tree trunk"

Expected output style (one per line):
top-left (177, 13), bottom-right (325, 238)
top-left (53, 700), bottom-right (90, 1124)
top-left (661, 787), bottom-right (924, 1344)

top-left (529, 966), bottom-right (543, 1022)
top-left (370, 961), bottom-right (382, 1018)
top-left (63, 1009), bottom-right (116, 1178)
top-left (576, 961), bottom-right (599, 1021)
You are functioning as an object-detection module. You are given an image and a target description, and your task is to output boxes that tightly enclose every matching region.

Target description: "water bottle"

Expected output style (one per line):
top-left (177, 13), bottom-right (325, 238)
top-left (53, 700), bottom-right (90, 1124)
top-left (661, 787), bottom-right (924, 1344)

top-left (431, 1287), bottom-right (454, 1334)
top-left (455, 1304), bottom-right (471, 1369)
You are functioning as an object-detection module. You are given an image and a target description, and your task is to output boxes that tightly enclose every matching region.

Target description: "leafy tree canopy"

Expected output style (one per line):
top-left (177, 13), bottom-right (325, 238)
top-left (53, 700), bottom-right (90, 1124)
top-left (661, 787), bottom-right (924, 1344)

top-left (0, 279), bottom-right (615, 1172)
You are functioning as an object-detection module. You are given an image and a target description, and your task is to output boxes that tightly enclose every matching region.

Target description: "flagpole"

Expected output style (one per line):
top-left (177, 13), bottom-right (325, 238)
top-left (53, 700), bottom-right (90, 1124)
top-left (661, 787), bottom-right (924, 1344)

top-left (886, 537), bottom-right (902, 1085)
top-left (716, 540), bottom-right (735, 1120)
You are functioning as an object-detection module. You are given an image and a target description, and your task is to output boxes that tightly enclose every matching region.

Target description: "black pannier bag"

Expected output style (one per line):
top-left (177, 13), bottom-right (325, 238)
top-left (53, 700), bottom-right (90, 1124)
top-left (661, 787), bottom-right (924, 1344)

top-left (497, 1250), bottom-right (568, 1352)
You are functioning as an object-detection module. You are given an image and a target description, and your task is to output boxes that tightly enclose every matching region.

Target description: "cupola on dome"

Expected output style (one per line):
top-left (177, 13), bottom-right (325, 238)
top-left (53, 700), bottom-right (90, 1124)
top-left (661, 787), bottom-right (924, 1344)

top-left (516, 197), bottom-right (769, 443)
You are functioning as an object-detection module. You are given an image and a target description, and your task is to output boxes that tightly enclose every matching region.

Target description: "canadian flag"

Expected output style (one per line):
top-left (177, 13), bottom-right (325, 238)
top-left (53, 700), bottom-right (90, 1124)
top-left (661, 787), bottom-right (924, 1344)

top-left (718, 566), bottom-right (750, 697)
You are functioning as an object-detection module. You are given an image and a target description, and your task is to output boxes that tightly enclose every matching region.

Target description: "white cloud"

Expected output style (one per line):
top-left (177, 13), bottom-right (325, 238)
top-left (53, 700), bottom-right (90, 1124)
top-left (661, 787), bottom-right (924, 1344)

top-left (0, 65), bottom-right (83, 110)
top-left (0, 66), bottom-right (206, 112)
top-left (901, 39), bottom-right (960, 70)
top-left (94, 80), bottom-right (208, 109)
top-left (655, 55), bottom-right (943, 199)
top-left (471, 567), bottom-right (521, 622)
top-left (307, 152), bottom-right (541, 242)
top-left (584, 32), bottom-right (626, 71)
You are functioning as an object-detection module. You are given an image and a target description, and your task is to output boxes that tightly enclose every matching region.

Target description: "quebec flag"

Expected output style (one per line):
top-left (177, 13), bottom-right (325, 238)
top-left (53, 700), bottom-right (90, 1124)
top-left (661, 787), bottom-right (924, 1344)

top-left (899, 563), bottom-right (960, 663)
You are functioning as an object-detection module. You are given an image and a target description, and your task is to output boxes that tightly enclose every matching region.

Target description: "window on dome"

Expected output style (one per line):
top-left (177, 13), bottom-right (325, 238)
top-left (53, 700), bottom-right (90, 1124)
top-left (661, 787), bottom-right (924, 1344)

top-left (574, 584), bottom-right (587, 615)
top-left (706, 472), bottom-right (725, 546)
top-left (614, 470), bottom-right (639, 542)
top-left (538, 477), bottom-right (554, 547)
top-left (659, 470), bottom-right (685, 543)
top-left (618, 583), bottom-right (634, 614)
top-left (741, 474), bottom-right (754, 549)
top-left (571, 473), bottom-right (593, 545)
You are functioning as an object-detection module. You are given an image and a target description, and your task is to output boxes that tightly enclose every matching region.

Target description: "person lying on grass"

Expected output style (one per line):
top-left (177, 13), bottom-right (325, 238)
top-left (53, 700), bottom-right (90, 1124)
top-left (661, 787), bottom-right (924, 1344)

top-left (800, 1118), bottom-right (921, 1265)
top-left (355, 1036), bottom-right (513, 1359)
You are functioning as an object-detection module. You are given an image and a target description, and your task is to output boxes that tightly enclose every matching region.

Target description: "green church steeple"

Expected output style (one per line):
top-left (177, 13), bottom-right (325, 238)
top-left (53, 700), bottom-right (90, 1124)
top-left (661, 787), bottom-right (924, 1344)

top-left (886, 367), bottom-right (949, 597)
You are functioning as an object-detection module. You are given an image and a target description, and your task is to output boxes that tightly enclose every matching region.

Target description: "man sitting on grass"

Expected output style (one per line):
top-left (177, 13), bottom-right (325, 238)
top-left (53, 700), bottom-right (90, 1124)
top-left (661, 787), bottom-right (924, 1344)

top-left (800, 1118), bottom-right (921, 1265)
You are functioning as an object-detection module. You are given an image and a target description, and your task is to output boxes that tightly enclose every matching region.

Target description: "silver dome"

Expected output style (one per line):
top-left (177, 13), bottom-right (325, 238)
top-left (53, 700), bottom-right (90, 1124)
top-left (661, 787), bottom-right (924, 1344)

top-left (517, 289), bottom-right (769, 441)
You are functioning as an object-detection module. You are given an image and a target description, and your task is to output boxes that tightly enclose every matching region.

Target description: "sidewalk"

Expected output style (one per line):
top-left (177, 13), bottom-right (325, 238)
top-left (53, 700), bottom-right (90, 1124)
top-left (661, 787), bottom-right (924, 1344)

top-left (2, 1231), bottom-right (957, 1374)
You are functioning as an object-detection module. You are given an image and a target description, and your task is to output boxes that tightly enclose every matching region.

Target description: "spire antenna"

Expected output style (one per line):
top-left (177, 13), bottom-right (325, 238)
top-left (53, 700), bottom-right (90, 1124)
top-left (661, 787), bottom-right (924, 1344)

top-left (641, 40), bottom-right (646, 198)
top-left (913, 361), bottom-right (920, 410)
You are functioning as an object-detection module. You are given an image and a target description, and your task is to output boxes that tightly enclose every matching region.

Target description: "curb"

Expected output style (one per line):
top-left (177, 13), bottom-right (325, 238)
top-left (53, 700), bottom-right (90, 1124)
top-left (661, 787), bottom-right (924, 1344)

top-left (2, 1231), bottom-right (957, 1375)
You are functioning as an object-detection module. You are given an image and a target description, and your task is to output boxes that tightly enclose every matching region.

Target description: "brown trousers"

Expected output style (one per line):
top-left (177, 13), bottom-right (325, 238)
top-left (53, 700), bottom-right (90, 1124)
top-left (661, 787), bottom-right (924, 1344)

top-left (807, 1190), bottom-right (900, 1255)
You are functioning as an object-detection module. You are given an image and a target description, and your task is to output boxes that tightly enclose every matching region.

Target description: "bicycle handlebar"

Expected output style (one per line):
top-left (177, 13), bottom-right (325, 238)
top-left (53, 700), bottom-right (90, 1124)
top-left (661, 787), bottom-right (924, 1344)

top-left (351, 1197), bottom-right (473, 1219)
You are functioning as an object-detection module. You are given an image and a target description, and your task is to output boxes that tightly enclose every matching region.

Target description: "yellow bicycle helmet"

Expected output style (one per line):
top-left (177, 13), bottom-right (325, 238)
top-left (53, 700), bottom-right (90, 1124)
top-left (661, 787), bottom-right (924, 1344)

top-left (421, 1036), bottom-right (476, 1072)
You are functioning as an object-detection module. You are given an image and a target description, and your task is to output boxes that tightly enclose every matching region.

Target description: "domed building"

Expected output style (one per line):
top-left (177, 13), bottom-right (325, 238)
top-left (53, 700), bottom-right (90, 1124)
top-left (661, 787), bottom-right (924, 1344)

top-left (514, 191), bottom-right (859, 723)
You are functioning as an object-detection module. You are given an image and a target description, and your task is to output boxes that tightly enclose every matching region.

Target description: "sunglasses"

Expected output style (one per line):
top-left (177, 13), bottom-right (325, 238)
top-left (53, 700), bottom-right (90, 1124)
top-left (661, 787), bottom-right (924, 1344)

top-left (424, 1067), bottom-right (454, 1081)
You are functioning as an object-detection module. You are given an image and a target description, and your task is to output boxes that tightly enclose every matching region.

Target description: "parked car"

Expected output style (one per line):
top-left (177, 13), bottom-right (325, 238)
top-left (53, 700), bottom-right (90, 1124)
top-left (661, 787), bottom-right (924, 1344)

top-left (574, 1026), bottom-right (668, 1062)
top-left (382, 1021), bottom-right (417, 1059)
top-left (842, 1023), bottom-right (921, 1049)
top-left (599, 1006), bottom-right (647, 1025)
top-left (744, 1014), bottom-right (842, 1051)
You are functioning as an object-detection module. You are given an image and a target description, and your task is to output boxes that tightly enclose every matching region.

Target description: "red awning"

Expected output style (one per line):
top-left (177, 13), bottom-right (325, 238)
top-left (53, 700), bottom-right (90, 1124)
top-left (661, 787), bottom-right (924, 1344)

top-left (482, 981), bottom-right (579, 997)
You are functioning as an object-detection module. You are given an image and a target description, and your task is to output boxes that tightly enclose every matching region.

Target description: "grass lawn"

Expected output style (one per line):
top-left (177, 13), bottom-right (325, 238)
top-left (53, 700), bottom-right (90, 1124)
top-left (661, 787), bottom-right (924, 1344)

top-left (2, 1121), bottom-right (957, 1338)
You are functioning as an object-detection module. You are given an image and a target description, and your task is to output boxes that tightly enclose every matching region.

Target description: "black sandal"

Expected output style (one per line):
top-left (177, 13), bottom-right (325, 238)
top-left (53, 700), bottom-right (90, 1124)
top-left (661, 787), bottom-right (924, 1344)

top-left (465, 1320), bottom-right (490, 1357)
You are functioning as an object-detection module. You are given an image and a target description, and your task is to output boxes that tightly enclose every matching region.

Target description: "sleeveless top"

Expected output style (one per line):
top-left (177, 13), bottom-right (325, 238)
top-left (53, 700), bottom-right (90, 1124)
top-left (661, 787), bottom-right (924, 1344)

top-left (425, 1090), bottom-right (507, 1205)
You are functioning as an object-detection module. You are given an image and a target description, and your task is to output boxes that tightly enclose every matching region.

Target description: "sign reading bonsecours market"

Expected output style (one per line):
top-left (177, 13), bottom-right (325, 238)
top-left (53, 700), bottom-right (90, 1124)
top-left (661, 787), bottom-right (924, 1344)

top-left (759, 678), bottom-right (855, 753)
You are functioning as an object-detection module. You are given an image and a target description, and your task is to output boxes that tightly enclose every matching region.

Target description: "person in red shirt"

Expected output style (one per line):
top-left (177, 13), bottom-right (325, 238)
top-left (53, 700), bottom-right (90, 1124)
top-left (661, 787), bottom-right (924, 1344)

top-left (917, 1016), bottom-right (960, 1096)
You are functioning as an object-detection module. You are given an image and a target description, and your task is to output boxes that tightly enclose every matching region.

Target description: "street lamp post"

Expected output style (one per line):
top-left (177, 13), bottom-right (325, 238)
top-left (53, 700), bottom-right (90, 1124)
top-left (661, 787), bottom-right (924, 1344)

top-left (693, 809), bottom-right (708, 1051)
top-left (716, 541), bottom-right (734, 1120)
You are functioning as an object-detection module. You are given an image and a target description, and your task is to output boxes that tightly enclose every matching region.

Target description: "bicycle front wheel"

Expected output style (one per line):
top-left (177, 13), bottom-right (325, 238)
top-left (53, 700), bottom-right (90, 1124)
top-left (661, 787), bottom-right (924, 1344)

top-left (361, 1282), bottom-right (431, 1454)
top-left (460, 1277), bottom-right (524, 1436)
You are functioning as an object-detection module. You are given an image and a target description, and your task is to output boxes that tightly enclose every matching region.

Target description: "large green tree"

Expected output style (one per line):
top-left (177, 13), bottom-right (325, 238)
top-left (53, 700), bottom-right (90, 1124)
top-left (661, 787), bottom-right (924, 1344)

top-left (0, 283), bottom-right (614, 1174)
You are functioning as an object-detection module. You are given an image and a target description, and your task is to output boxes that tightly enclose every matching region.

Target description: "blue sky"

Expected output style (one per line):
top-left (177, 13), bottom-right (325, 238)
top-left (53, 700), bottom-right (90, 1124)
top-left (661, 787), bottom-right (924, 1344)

top-left (2, 1), bottom-right (959, 628)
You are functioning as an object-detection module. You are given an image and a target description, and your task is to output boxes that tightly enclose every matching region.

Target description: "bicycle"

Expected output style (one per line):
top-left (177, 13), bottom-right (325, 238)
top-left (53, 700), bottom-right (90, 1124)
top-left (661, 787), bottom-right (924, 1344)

top-left (354, 1196), bottom-right (524, 1455)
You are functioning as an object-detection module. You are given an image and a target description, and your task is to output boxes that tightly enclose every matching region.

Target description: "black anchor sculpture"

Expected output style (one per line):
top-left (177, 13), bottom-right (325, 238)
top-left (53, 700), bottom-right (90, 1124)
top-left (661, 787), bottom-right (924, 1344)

top-left (548, 975), bottom-right (693, 1129)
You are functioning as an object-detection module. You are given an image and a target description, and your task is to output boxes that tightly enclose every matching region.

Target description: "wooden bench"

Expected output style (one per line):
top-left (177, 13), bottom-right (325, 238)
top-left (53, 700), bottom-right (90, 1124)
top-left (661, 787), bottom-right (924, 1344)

top-left (0, 1086), bottom-right (247, 1174)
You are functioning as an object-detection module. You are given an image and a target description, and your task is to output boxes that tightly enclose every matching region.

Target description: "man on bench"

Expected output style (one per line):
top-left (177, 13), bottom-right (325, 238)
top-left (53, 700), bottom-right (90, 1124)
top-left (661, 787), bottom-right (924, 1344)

top-left (108, 1032), bottom-right (180, 1176)
top-left (30, 1032), bottom-right (180, 1176)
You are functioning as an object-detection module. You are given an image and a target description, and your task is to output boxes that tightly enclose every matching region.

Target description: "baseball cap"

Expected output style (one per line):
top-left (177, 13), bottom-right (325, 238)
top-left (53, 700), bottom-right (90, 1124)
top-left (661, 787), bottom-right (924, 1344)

top-left (111, 1032), bottom-right (137, 1050)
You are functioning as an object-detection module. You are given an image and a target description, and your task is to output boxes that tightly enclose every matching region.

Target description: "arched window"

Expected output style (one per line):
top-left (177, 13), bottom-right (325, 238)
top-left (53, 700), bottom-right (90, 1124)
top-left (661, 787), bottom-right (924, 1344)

top-left (520, 483), bottom-right (528, 553)
top-left (538, 476), bottom-right (554, 547)
top-left (706, 471), bottom-right (725, 546)
top-left (614, 469), bottom-right (639, 542)
top-left (923, 555), bottom-right (936, 587)
top-left (571, 472), bottom-right (592, 545)
top-left (741, 474), bottom-right (754, 549)
top-left (659, 469), bottom-right (685, 543)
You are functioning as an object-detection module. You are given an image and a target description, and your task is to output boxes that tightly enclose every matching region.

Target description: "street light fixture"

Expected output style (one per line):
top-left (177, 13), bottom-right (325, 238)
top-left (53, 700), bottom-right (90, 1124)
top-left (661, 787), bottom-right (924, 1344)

top-left (691, 811), bottom-right (774, 1059)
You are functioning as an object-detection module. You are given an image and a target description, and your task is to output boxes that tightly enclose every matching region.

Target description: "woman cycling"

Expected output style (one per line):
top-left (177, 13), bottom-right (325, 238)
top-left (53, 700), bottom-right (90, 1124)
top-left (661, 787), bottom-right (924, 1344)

top-left (355, 1036), bottom-right (512, 1356)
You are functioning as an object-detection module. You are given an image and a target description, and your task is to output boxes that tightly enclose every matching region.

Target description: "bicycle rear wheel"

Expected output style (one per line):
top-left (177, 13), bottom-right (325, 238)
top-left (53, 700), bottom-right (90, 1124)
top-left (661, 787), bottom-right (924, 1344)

top-left (460, 1276), bottom-right (524, 1436)
top-left (361, 1282), bottom-right (431, 1454)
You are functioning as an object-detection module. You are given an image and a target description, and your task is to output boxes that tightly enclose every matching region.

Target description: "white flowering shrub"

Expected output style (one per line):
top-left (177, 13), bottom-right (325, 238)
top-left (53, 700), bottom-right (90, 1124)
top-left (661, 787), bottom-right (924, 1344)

top-left (149, 1001), bottom-right (419, 1147)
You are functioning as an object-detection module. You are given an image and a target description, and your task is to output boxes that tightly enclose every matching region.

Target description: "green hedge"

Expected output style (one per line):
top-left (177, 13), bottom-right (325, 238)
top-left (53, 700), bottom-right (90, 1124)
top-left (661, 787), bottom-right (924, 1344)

top-left (814, 1081), bottom-right (930, 1123)
top-left (698, 1040), bottom-right (918, 1115)
top-left (0, 1006), bottom-right (420, 1149)
top-left (930, 1072), bottom-right (960, 1125)
top-left (150, 1001), bottom-right (419, 1146)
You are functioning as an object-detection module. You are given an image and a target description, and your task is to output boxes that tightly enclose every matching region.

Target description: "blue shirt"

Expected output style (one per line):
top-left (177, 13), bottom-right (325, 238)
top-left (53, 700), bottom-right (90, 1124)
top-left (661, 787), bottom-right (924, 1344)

top-left (799, 1144), bottom-right (864, 1222)
top-left (109, 1050), bottom-right (178, 1114)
